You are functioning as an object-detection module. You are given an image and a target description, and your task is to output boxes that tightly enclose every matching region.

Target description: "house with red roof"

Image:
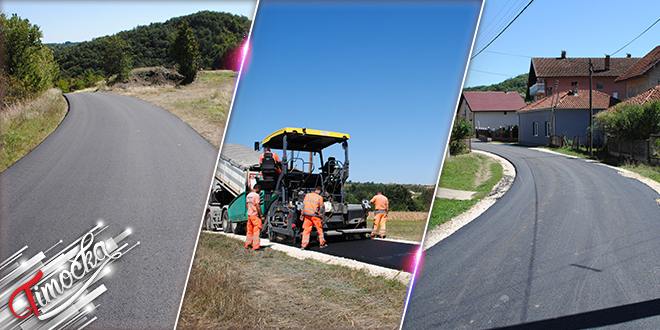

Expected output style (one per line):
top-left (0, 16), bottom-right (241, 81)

top-left (457, 91), bottom-right (526, 130)
top-left (527, 50), bottom-right (638, 102)
top-left (614, 46), bottom-right (660, 99)
top-left (517, 89), bottom-right (620, 146)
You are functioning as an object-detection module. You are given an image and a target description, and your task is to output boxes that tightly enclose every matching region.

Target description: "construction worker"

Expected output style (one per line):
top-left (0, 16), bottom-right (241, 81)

top-left (300, 186), bottom-right (327, 250)
top-left (370, 190), bottom-right (389, 238)
top-left (245, 183), bottom-right (264, 251)
top-left (259, 146), bottom-right (281, 174)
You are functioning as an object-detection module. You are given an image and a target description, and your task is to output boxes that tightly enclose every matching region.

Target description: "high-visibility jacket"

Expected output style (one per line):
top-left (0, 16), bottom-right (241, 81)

top-left (246, 191), bottom-right (261, 217)
top-left (370, 194), bottom-right (389, 212)
top-left (302, 192), bottom-right (323, 217)
top-left (259, 151), bottom-right (280, 163)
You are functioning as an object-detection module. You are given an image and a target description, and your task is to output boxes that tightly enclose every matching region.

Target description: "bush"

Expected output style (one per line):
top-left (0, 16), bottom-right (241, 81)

top-left (595, 100), bottom-right (660, 140)
top-left (450, 116), bottom-right (473, 155)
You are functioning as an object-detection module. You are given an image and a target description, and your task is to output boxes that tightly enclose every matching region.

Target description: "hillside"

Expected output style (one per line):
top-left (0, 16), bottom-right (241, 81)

top-left (49, 11), bottom-right (250, 80)
top-left (464, 73), bottom-right (528, 100)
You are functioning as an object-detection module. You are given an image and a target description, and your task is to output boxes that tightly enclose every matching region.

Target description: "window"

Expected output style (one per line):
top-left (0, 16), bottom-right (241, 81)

top-left (613, 92), bottom-right (618, 99)
top-left (503, 111), bottom-right (507, 115)
top-left (571, 81), bottom-right (578, 87)
top-left (596, 83), bottom-right (604, 90)
top-left (545, 121), bottom-right (551, 137)
top-left (533, 122), bottom-right (538, 137)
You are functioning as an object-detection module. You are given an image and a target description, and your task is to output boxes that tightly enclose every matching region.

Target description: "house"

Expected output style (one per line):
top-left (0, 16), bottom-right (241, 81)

top-left (614, 46), bottom-right (660, 99)
top-left (527, 50), bottom-right (639, 102)
top-left (517, 89), bottom-right (620, 146)
top-left (457, 91), bottom-right (526, 130)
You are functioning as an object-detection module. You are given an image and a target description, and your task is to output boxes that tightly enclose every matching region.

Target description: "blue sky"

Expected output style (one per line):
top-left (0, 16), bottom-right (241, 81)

top-left (465, 0), bottom-right (660, 87)
top-left (224, 0), bottom-right (483, 185)
top-left (0, 1), bottom-right (257, 44)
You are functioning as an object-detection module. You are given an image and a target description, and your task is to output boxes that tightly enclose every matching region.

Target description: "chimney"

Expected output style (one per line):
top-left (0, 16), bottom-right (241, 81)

top-left (561, 50), bottom-right (566, 59)
top-left (604, 54), bottom-right (610, 70)
top-left (627, 53), bottom-right (632, 58)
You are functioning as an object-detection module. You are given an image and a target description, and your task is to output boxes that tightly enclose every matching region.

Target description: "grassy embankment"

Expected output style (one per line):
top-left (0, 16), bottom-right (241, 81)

top-left (178, 233), bottom-right (408, 330)
top-left (428, 152), bottom-right (503, 230)
top-left (105, 69), bottom-right (236, 148)
top-left (0, 89), bottom-right (68, 171)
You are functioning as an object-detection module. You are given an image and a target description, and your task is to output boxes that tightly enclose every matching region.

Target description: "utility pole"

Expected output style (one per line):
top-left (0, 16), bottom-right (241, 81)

top-left (589, 59), bottom-right (593, 157)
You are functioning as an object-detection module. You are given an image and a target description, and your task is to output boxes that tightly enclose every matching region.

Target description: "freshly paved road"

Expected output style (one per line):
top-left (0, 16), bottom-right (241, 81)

top-left (403, 141), bottom-right (660, 329)
top-left (0, 93), bottom-right (217, 329)
top-left (302, 237), bottom-right (419, 272)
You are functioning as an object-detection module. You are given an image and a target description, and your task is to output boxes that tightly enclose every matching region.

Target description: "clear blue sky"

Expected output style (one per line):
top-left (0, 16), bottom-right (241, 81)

top-left (0, 1), bottom-right (257, 44)
top-left (465, 0), bottom-right (660, 87)
top-left (224, 0), bottom-right (483, 185)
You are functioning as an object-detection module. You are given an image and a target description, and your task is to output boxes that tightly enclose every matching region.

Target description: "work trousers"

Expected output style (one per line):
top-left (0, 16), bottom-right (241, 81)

top-left (301, 215), bottom-right (325, 248)
top-left (372, 211), bottom-right (387, 236)
top-left (245, 215), bottom-right (262, 250)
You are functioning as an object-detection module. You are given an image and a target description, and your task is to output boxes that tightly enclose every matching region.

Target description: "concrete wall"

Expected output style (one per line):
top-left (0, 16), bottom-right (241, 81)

top-left (625, 66), bottom-right (660, 99)
top-left (519, 109), bottom-right (603, 146)
top-left (473, 111), bottom-right (518, 130)
top-left (534, 76), bottom-right (626, 101)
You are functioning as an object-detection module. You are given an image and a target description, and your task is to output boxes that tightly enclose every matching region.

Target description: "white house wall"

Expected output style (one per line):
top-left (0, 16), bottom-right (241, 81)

top-left (473, 111), bottom-right (518, 130)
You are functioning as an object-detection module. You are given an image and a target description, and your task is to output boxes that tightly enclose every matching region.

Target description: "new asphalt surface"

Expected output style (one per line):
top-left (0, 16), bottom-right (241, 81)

top-left (403, 141), bottom-right (660, 329)
top-left (0, 93), bottom-right (217, 329)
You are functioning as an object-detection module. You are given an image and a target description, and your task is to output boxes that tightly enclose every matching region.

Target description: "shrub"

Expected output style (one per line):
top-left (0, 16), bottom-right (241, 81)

top-left (595, 100), bottom-right (660, 140)
top-left (450, 116), bottom-right (473, 155)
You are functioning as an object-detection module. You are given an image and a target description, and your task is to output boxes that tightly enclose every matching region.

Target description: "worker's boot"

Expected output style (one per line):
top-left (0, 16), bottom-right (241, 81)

top-left (319, 243), bottom-right (328, 249)
top-left (301, 245), bottom-right (308, 251)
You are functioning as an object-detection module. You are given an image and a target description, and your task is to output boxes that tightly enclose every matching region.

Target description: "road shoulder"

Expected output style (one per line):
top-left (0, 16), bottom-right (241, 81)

top-left (423, 149), bottom-right (516, 250)
top-left (203, 231), bottom-right (412, 284)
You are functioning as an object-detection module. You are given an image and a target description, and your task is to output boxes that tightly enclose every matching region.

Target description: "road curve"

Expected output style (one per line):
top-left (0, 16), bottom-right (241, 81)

top-left (0, 93), bottom-right (217, 329)
top-left (403, 141), bottom-right (660, 329)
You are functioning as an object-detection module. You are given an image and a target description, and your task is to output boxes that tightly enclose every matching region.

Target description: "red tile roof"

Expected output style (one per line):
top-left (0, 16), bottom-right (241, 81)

top-left (462, 91), bottom-right (526, 112)
top-left (518, 90), bottom-right (620, 112)
top-left (615, 46), bottom-right (660, 82)
top-left (532, 57), bottom-right (639, 78)
top-left (604, 85), bottom-right (660, 111)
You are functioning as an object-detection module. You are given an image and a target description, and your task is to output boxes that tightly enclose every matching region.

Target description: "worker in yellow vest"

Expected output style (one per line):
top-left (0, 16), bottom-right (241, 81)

top-left (300, 187), bottom-right (327, 250)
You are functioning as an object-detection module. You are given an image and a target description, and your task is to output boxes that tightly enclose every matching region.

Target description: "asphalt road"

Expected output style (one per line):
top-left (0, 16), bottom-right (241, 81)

top-left (0, 93), bottom-right (217, 329)
top-left (300, 237), bottom-right (419, 272)
top-left (403, 141), bottom-right (660, 330)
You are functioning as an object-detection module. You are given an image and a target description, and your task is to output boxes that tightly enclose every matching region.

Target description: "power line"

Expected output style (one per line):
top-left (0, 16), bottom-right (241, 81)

top-left (612, 17), bottom-right (660, 55)
top-left (471, 0), bottom-right (535, 60)
top-left (484, 50), bottom-right (532, 58)
top-left (468, 69), bottom-right (517, 77)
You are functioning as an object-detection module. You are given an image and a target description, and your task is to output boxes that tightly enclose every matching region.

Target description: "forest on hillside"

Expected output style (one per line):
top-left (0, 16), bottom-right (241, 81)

top-left (464, 73), bottom-right (528, 100)
top-left (344, 181), bottom-right (434, 212)
top-left (49, 11), bottom-right (251, 80)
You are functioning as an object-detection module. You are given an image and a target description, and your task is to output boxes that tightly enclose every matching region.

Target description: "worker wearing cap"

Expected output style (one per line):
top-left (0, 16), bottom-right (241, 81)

top-left (300, 186), bottom-right (327, 250)
top-left (370, 191), bottom-right (389, 238)
top-left (245, 184), bottom-right (264, 250)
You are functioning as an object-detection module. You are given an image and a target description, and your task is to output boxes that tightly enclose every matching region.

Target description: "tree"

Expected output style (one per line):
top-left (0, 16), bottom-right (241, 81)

top-left (450, 116), bottom-right (473, 155)
top-left (102, 35), bottom-right (132, 84)
top-left (1, 13), bottom-right (59, 101)
top-left (170, 21), bottom-right (200, 84)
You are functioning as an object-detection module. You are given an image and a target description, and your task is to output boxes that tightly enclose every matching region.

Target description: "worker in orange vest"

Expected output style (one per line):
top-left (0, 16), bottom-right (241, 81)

top-left (245, 183), bottom-right (264, 250)
top-left (260, 146), bottom-right (281, 174)
top-left (370, 190), bottom-right (389, 238)
top-left (300, 186), bottom-right (327, 250)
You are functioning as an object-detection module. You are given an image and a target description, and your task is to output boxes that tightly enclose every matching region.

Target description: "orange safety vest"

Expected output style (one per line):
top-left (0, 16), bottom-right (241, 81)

top-left (302, 192), bottom-right (323, 217)
top-left (246, 191), bottom-right (260, 217)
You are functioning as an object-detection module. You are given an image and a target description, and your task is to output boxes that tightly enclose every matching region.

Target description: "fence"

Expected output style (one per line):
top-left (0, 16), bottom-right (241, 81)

top-left (607, 136), bottom-right (660, 165)
top-left (476, 126), bottom-right (518, 142)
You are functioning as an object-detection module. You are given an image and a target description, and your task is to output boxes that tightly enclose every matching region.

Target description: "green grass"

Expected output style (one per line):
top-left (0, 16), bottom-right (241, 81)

top-left (0, 89), bottom-right (67, 171)
top-left (367, 219), bottom-right (426, 242)
top-left (199, 70), bottom-right (237, 86)
top-left (429, 153), bottom-right (503, 229)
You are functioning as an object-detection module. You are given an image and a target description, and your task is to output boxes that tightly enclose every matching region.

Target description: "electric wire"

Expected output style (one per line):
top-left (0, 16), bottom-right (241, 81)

top-left (471, 0), bottom-right (535, 60)
top-left (611, 17), bottom-right (660, 55)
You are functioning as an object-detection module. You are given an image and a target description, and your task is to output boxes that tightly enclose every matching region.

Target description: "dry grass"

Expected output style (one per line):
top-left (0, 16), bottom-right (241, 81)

top-left (366, 211), bottom-right (427, 222)
top-left (104, 69), bottom-right (237, 148)
top-left (0, 88), bottom-right (67, 171)
top-left (178, 233), bottom-right (408, 330)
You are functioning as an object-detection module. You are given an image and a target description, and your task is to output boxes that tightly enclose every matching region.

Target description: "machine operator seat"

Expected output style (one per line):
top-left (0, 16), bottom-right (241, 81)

top-left (260, 152), bottom-right (279, 191)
